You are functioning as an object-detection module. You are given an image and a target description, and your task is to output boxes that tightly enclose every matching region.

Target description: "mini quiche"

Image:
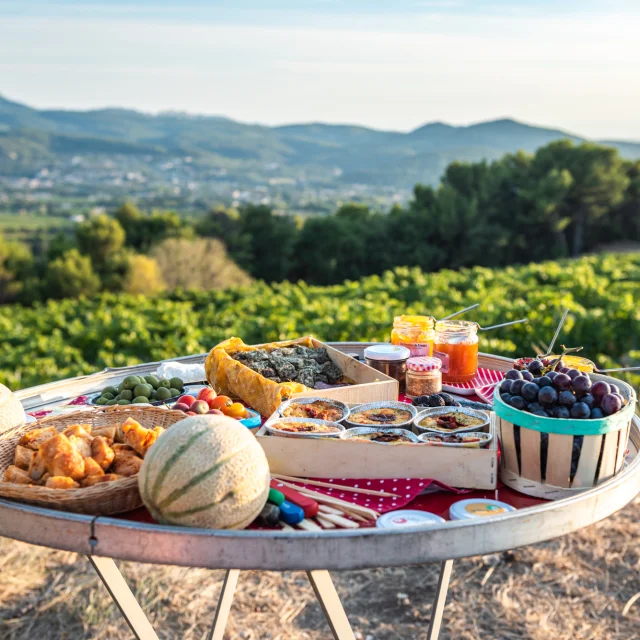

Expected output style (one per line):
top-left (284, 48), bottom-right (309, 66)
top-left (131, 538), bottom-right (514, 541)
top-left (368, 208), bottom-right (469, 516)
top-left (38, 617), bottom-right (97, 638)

top-left (281, 400), bottom-right (345, 422)
top-left (349, 407), bottom-right (413, 426)
top-left (265, 418), bottom-right (344, 438)
top-left (352, 431), bottom-right (415, 444)
top-left (418, 411), bottom-right (485, 432)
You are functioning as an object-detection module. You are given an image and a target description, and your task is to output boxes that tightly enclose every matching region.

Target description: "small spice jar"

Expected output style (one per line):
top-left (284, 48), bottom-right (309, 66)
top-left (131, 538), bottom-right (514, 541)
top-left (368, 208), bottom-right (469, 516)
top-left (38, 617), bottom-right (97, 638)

top-left (405, 356), bottom-right (442, 399)
top-left (364, 344), bottom-right (411, 393)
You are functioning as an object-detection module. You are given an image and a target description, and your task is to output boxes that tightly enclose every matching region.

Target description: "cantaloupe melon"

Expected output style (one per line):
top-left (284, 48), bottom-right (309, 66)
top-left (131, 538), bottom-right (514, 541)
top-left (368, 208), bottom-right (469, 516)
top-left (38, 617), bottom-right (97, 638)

top-left (139, 415), bottom-right (270, 529)
top-left (0, 383), bottom-right (26, 434)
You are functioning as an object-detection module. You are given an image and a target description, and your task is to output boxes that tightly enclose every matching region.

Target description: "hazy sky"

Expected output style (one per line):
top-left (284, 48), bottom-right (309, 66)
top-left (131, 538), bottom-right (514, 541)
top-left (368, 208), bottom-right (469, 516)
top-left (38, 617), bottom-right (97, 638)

top-left (1, 1), bottom-right (639, 139)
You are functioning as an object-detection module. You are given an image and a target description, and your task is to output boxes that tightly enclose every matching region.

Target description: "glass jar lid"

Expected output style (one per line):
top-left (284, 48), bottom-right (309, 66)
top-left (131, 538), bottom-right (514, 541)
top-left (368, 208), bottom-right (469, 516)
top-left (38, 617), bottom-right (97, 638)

top-left (364, 344), bottom-right (411, 361)
top-left (393, 315), bottom-right (435, 330)
top-left (435, 319), bottom-right (479, 334)
top-left (407, 356), bottom-right (442, 372)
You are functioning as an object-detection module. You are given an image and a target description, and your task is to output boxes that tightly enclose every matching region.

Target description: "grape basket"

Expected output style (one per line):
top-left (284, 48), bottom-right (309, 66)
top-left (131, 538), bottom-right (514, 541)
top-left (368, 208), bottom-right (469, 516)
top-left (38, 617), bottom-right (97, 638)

top-left (493, 373), bottom-right (637, 499)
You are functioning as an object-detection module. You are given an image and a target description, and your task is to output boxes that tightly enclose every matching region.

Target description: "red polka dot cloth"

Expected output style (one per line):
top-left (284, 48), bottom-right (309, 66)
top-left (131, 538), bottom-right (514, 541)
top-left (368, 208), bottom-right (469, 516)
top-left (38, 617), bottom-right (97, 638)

top-left (271, 477), bottom-right (468, 515)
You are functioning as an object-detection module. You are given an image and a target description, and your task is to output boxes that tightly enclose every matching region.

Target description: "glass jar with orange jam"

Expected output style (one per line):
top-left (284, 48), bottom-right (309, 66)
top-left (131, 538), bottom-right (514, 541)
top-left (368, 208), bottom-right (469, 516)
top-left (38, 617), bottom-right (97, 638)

top-left (433, 320), bottom-right (479, 384)
top-left (391, 315), bottom-right (435, 357)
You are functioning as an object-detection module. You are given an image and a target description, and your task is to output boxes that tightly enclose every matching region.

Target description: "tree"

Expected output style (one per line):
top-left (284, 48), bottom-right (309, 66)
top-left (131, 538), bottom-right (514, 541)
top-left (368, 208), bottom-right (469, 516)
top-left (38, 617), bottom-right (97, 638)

top-left (46, 249), bottom-right (101, 299)
top-left (533, 141), bottom-right (629, 255)
top-left (151, 238), bottom-right (252, 291)
top-left (122, 255), bottom-right (166, 294)
top-left (197, 206), bottom-right (253, 267)
top-left (76, 215), bottom-right (126, 267)
top-left (0, 234), bottom-right (36, 303)
top-left (237, 204), bottom-right (297, 282)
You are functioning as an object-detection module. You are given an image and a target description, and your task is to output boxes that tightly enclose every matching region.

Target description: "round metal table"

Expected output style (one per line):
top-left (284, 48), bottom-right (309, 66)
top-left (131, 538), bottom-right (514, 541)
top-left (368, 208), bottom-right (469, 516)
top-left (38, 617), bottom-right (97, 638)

top-left (3, 345), bottom-right (640, 640)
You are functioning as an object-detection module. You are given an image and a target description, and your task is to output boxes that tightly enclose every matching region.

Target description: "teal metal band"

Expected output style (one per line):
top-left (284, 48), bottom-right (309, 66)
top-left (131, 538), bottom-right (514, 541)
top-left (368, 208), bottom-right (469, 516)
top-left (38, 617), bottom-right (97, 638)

top-left (493, 393), bottom-right (634, 436)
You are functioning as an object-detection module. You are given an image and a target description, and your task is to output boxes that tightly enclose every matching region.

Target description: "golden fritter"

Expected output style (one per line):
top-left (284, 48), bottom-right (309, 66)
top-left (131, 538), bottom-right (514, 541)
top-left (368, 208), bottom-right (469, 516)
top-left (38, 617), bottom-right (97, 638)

top-left (91, 436), bottom-right (115, 471)
top-left (19, 427), bottom-right (57, 451)
top-left (14, 445), bottom-right (35, 470)
top-left (4, 465), bottom-right (32, 485)
top-left (39, 434), bottom-right (85, 480)
top-left (46, 476), bottom-right (80, 490)
top-left (121, 418), bottom-right (163, 458)
top-left (81, 473), bottom-right (121, 487)
top-left (83, 456), bottom-right (105, 477)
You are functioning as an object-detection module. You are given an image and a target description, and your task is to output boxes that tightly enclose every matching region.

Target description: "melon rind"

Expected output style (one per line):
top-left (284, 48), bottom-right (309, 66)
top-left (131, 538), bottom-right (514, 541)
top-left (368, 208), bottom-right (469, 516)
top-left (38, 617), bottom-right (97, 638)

top-left (139, 415), bottom-right (270, 529)
top-left (0, 384), bottom-right (26, 434)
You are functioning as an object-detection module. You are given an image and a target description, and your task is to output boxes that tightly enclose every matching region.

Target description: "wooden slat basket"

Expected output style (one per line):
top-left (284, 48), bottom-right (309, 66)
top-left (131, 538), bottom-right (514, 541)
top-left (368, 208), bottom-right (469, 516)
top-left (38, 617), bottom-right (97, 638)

top-left (0, 406), bottom-right (186, 515)
top-left (494, 373), bottom-right (637, 499)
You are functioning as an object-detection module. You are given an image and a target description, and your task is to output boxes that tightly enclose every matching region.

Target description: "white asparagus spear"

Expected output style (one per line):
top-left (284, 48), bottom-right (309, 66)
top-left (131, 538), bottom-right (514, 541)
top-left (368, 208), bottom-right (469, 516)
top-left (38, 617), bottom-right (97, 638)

top-left (316, 516), bottom-right (337, 529)
top-left (296, 519), bottom-right (323, 532)
top-left (319, 513), bottom-right (360, 529)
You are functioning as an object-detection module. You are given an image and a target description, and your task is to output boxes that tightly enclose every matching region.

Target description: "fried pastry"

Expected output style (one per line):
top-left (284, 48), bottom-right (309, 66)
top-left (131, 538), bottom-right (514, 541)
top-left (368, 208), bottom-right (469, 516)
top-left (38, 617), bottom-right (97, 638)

top-left (18, 427), bottom-right (57, 451)
top-left (4, 465), bottom-right (32, 485)
top-left (45, 476), bottom-right (80, 490)
top-left (83, 456), bottom-right (105, 477)
top-left (121, 418), bottom-right (162, 457)
top-left (91, 436), bottom-right (115, 471)
top-left (39, 434), bottom-right (85, 480)
top-left (14, 444), bottom-right (35, 470)
top-left (81, 473), bottom-right (121, 487)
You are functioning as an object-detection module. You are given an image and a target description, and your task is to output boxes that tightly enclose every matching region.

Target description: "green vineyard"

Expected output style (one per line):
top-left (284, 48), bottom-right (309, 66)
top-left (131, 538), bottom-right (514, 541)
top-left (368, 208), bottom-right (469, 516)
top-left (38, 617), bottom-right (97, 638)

top-left (1, 253), bottom-right (639, 392)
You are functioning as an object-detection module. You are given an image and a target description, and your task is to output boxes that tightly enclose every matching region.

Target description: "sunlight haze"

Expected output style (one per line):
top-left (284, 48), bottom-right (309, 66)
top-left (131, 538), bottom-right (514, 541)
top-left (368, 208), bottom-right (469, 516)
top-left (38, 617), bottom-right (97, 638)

top-left (0, 1), bottom-right (639, 138)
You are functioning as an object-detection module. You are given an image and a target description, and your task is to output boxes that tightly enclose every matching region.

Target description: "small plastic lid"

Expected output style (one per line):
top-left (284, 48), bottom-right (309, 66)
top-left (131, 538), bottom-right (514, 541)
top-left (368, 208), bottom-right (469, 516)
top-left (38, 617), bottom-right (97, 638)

top-left (449, 498), bottom-right (515, 521)
top-left (377, 510), bottom-right (445, 528)
top-left (364, 344), bottom-right (411, 362)
top-left (407, 356), bottom-right (442, 372)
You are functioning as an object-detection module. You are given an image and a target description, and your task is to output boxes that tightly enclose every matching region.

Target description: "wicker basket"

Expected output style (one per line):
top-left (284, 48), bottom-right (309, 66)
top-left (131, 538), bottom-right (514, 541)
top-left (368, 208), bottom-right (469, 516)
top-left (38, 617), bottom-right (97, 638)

top-left (0, 405), bottom-right (186, 515)
top-left (494, 374), bottom-right (637, 499)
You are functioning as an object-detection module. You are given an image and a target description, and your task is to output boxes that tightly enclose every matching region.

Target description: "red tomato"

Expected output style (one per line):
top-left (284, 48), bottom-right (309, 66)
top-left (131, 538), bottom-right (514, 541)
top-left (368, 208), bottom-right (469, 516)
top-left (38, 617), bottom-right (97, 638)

top-left (211, 395), bottom-right (233, 411)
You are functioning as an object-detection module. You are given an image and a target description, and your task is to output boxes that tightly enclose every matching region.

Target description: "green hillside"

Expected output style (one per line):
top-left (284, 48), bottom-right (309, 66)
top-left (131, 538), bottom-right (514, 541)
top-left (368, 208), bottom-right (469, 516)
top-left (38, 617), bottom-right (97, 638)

top-left (2, 95), bottom-right (639, 187)
top-left (1, 253), bottom-right (638, 392)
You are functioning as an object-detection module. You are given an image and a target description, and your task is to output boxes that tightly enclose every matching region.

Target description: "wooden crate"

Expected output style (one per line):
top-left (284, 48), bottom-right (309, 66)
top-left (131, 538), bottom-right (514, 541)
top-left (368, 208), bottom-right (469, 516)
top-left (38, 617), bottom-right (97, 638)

top-left (256, 409), bottom-right (498, 490)
top-left (290, 340), bottom-right (398, 404)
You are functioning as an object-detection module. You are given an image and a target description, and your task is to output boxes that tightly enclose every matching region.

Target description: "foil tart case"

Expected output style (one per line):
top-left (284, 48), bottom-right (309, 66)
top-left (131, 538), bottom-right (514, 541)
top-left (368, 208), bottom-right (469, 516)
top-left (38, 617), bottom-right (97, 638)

top-left (346, 400), bottom-right (417, 429)
top-left (413, 406), bottom-right (490, 435)
top-left (277, 396), bottom-right (350, 422)
top-left (418, 431), bottom-right (493, 448)
top-left (264, 416), bottom-right (345, 439)
top-left (341, 426), bottom-right (421, 444)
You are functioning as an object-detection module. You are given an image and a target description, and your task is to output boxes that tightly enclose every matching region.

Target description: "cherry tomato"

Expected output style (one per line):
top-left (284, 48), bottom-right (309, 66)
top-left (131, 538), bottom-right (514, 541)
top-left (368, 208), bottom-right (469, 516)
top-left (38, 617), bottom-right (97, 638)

top-left (223, 402), bottom-right (248, 419)
top-left (210, 395), bottom-right (233, 411)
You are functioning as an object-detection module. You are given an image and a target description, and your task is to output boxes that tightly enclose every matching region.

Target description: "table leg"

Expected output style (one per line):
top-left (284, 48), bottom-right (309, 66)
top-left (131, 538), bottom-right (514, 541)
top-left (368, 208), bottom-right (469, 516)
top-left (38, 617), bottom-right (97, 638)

top-left (208, 569), bottom-right (240, 640)
top-left (426, 559), bottom-right (454, 640)
top-left (306, 570), bottom-right (356, 640)
top-left (87, 555), bottom-right (159, 640)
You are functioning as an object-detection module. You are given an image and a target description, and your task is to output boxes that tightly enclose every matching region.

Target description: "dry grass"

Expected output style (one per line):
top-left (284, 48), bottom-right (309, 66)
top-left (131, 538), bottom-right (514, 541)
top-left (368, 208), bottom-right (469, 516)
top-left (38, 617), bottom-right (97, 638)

top-left (1, 497), bottom-right (639, 640)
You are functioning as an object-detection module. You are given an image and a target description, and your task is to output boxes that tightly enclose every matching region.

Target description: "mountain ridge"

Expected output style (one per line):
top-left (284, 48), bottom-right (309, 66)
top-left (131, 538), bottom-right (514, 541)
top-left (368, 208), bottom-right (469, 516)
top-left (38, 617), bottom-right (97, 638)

top-left (1, 93), bottom-right (639, 188)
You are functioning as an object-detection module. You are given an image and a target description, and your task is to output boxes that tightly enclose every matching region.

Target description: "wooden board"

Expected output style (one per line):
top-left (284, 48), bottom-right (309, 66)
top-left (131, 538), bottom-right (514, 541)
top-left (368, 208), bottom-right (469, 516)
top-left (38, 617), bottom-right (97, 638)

top-left (256, 409), bottom-right (498, 490)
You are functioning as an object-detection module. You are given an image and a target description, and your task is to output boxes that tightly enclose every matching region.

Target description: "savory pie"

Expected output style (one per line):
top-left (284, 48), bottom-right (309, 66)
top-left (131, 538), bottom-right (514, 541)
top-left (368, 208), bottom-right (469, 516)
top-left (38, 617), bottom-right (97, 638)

top-left (423, 433), bottom-right (483, 444)
top-left (349, 407), bottom-right (412, 425)
top-left (270, 420), bottom-right (341, 434)
top-left (352, 431), bottom-right (414, 444)
top-left (418, 412), bottom-right (485, 431)
top-left (282, 400), bottom-right (344, 422)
